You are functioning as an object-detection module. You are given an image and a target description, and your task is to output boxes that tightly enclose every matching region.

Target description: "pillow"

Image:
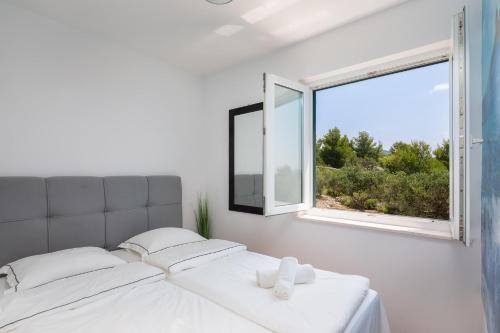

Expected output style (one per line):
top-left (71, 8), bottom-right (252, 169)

top-left (0, 247), bottom-right (125, 294)
top-left (119, 227), bottom-right (206, 257)
top-left (110, 249), bottom-right (141, 263)
top-left (0, 276), bottom-right (8, 296)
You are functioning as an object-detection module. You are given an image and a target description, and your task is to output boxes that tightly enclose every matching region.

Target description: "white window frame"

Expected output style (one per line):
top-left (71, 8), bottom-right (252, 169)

top-left (302, 48), bottom-right (453, 233)
top-left (263, 73), bottom-right (313, 216)
top-left (299, 28), bottom-right (468, 241)
top-left (262, 10), bottom-right (469, 243)
top-left (450, 7), bottom-right (469, 245)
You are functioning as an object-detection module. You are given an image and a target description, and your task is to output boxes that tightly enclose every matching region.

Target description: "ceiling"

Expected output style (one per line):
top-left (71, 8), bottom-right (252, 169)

top-left (5, 0), bottom-right (408, 75)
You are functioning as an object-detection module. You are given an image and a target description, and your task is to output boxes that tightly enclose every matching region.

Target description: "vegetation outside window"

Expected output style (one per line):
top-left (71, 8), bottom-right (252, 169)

top-left (314, 61), bottom-right (450, 221)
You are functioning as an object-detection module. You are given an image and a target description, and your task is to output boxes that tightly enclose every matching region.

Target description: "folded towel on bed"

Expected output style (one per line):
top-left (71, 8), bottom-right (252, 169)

top-left (273, 257), bottom-right (299, 300)
top-left (256, 264), bottom-right (316, 289)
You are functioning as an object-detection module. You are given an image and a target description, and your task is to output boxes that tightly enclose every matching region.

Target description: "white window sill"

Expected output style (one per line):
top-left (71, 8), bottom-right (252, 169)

top-left (298, 208), bottom-right (454, 240)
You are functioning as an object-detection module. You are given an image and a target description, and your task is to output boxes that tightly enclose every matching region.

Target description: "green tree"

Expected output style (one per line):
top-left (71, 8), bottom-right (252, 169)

top-left (351, 131), bottom-right (383, 160)
top-left (315, 141), bottom-right (324, 166)
top-left (433, 140), bottom-right (450, 169)
top-left (381, 141), bottom-right (434, 174)
top-left (317, 128), bottom-right (354, 168)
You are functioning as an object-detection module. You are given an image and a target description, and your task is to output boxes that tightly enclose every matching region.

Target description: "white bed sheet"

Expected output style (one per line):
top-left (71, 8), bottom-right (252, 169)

top-left (166, 250), bottom-right (373, 333)
top-left (0, 262), bottom-right (270, 333)
top-left (0, 277), bottom-right (7, 296)
top-left (345, 289), bottom-right (391, 333)
top-left (115, 242), bottom-right (390, 333)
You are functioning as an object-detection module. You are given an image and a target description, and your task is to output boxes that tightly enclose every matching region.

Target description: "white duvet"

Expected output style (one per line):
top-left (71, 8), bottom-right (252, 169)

top-left (0, 262), bottom-right (269, 333)
top-left (147, 240), bottom-right (370, 333)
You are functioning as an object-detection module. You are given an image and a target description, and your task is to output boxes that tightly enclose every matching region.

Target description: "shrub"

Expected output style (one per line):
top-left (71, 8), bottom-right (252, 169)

top-left (337, 195), bottom-right (352, 207)
top-left (406, 169), bottom-right (449, 219)
top-left (351, 192), bottom-right (369, 210)
top-left (316, 166), bottom-right (336, 197)
top-left (381, 170), bottom-right (449, 219)
top-left (315, 131), bottom-right (450, 220)
top-left (381, 172), bottom-right (409, 215)
top-left (365, 198), bottom-right (378, 210)
top-left (328, 166), bottom-right (385, 198)
top-left (316, 164), bottom-right (450, 220)
top-left (346, 156), bottom-right (380, 170)
top-left (375, 202), bottom-right (387, 213)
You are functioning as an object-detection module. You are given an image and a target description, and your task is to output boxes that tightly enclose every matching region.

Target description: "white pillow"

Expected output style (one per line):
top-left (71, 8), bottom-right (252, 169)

top-left (110, 249), bottom-right (141, 263)
top-left (0, 247), bottom-right (125, 294)
top-left (119, 227), bottom-right (206, 257)
top-left (0, 276), bottom-right (8, 296)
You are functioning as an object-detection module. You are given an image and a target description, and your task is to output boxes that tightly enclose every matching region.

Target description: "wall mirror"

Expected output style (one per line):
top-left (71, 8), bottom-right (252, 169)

top-left (229, 103), bottom-right (264, 215)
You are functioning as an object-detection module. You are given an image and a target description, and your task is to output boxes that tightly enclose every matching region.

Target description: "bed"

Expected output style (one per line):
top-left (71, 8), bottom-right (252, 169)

top-left (115, 248), bottom-right (389, 333)
top-left (0, 262), bottom-right (269, 333)
top-left (139, 239), bottom-right (390, 333)
top-left (0, 176), bottom-right (389, 333)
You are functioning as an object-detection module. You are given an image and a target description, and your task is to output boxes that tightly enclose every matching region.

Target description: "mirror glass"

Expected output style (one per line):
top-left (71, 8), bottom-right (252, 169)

top-left (229, 103), bottom-right (264, 214)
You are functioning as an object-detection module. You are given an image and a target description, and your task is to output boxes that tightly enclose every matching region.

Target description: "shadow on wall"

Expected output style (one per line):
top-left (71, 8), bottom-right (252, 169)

top-left (481, 1), bottom-right (500, 332)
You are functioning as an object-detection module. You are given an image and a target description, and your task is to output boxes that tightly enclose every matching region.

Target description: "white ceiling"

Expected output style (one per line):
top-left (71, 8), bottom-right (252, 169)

top-left (5, 0), bottom-right (408, 75)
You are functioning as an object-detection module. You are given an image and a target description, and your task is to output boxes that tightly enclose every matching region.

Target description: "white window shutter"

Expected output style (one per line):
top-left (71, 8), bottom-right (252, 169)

top-left (263, 73), bottom-right (313, 216)
top-left (450, 7), bottom-right (469, 245)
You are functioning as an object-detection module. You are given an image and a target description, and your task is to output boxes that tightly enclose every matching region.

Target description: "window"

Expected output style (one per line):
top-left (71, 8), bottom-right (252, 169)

top-left (314, 61), bottom-right (450, 222)
top-left (263, 74), bottom-right (312, 216)
top-left (261, 8), bottom-right (468, 243)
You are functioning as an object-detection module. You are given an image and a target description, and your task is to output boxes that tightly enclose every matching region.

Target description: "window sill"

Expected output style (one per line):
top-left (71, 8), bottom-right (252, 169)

top-left (298, 208), bottom-right (454, 240)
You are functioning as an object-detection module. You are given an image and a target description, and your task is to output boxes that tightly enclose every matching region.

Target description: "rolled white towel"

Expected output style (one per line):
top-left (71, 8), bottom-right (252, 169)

top-left (256, 264), bottom-right (316, 289)
top-left (272, 257), bottom-right (298, 300)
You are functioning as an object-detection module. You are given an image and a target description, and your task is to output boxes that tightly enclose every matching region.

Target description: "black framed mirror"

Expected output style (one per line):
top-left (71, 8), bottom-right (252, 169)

top-left (229, 103), bottom-right (264, 215)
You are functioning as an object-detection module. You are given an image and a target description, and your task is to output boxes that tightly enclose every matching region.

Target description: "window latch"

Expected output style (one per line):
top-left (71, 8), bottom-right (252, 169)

top-left (471, 138), bottom-right (483, 145)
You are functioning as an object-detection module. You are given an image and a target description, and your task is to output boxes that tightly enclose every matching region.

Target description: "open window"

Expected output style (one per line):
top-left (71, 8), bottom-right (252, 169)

top-left (240, 9), bottom-right (469, 243)
top-left (263, 74), bottom-right (313, 216)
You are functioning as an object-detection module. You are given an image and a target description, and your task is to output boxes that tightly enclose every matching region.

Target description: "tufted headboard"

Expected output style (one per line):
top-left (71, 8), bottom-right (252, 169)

top-left (0, 176), bottom-right (182, 266)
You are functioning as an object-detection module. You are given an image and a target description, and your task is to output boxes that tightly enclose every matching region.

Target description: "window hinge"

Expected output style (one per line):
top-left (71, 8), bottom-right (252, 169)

top-left (263, 73), bottom-right (266, 93)
top-left (263, 127), bottom-right (266, 135)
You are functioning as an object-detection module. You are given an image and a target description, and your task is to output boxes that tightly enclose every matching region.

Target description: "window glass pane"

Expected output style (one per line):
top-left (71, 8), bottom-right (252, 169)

top-left (315, 61), bottom-right (450, 220)
top-left (274, 84), bottom-right (303, 207)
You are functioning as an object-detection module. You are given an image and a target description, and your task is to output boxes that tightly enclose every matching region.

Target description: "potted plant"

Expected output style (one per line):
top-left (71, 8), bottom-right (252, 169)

top-left (195, 194), bottom-right (210, 238)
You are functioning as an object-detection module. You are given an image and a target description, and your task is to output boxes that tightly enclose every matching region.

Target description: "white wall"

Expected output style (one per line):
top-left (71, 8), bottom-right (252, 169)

top-left (202, 0), bottom-right (483, 332)
top-left (0, 1), bottom-right (484, 332)
top-left (0, 2), bottom-right (204, 230)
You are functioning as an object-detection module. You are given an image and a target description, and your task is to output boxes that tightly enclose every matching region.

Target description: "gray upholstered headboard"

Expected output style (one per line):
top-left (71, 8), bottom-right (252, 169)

top-left (0, 176), bottom-right (182, 266)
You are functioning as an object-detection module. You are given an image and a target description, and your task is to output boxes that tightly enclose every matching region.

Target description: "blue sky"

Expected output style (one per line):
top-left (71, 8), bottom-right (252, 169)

top-left (315, 61), bottom-right (450, 150)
